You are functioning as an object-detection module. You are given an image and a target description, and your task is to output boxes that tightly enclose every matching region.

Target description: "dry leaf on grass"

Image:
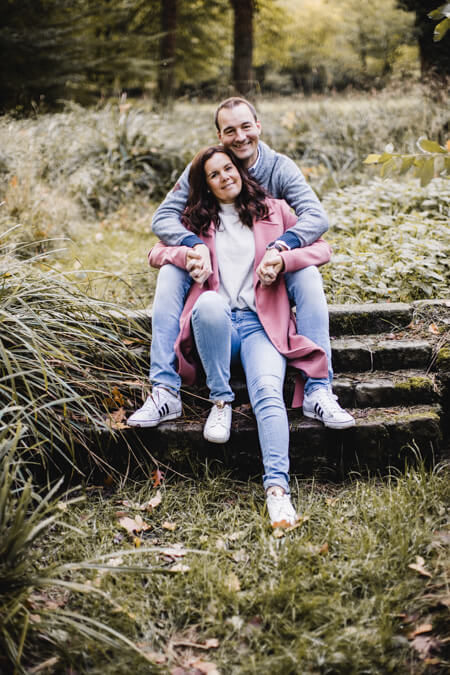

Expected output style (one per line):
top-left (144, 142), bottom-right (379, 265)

top-left (119, 515), bottom-right (150, 535)
top-left (428, 323), bottom-right (440, 335)
top-left (145, 489), bottom-right (162, 510)
top-left (171, 638), bottom-right (219, 650)
top-left (410, 635), bottom-right (442, 659)
top-left (408, 623), bottom-right (433, 639)
top-left (408, 555), bottom-right (432, 578)
top-left (152, 468), bottom-right (165, 486)
top-left (188, 659), bottom-right (220, 674)
top-left (162, 521), bottom-right (177, 531)
top-left (106, 406), bottom-right (129, 429)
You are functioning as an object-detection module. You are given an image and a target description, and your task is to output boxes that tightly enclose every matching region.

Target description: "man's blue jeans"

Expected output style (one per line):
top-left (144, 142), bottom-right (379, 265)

top-left (192, 291), bottom-right (290, 493)
top-left (149, 263), bottom-right (332, 394)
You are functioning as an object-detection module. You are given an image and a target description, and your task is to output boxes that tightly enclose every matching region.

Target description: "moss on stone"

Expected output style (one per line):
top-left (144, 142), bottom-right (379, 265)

top-left (436, 346), bottom-right (450, 371)
top-left (395, 376), bottom-right (434, 393)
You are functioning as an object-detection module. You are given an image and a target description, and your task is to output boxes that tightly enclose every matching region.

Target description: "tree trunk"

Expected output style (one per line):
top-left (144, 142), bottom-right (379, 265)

top-left (157, 0), bottom-right (177, 102)
top-left (230, 0), bottom-right (255, 94)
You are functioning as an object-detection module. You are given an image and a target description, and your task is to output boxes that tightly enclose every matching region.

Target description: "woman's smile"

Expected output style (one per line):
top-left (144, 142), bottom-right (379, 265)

top-left (204, 152), bottom-right (243, 203)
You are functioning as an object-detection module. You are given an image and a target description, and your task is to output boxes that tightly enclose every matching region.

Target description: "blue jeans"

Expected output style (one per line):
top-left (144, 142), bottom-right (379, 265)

top-left (192, 292), bottom-right (290, 493)
top-left (150, 264), bottom-right (332, 394)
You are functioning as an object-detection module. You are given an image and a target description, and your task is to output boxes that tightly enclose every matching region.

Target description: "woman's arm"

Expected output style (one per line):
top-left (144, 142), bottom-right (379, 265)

top-left (280, 238), bottom-right (332, 273)
top-left (148, 242), bottom-right (189, 269)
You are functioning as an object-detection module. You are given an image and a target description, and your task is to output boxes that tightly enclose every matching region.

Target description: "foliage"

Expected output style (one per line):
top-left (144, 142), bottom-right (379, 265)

top-left (322, 177), bottom-right (450, 303)
top-left (429, 2), bottom-right (450, 41)
top-left (364, 137), bottom-right (450, 186)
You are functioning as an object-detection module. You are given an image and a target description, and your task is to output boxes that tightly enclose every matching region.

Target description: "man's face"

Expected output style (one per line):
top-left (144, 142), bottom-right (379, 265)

top-left (216, 103), bottom-right (261, 168)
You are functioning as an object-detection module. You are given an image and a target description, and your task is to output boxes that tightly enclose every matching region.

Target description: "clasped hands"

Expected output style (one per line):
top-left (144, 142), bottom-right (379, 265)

top-left (186, 244), bottom-right (212, 285)
top-left (186, 244), bottom-right (284, 287)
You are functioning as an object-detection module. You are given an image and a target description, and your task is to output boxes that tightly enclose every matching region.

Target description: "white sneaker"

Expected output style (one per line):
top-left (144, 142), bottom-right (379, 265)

top-left (203, 401), bottom-right (232, 444)
top-left (127, 387), bottom-right (182, 427)
top-left (303, 387), bottom-right (355, 429)
top-left (266, 486), bottom-right (298, 528)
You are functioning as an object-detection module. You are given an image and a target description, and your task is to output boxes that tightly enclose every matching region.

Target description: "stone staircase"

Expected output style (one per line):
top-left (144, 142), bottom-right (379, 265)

top-left (98, 301), bottom-right (449, 479)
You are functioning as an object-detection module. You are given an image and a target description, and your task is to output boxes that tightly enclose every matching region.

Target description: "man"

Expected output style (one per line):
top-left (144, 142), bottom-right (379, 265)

top-left (128, 97), bottom-right (354, 431)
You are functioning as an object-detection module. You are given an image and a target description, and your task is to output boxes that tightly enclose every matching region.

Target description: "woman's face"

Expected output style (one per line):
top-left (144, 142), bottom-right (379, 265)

top-left (204, 152), bottom-right (242, 204)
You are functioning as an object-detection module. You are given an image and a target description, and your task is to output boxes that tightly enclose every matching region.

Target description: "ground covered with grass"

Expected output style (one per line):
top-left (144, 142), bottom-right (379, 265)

top-left (6, 464), bottom-right (449, 674)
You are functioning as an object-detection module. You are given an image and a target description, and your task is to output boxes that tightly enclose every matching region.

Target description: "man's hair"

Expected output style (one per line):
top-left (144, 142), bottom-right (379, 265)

top-left (214, 97), bottom-right (258, 131)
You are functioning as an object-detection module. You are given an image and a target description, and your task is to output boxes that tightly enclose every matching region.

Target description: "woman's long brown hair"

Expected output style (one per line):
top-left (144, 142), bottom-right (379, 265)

top-left (181, 146), bottom-right (270, 235)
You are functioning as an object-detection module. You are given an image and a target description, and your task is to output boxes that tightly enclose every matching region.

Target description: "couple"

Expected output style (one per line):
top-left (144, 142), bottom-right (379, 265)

top-left (128, 97), bottom-right (354, 528)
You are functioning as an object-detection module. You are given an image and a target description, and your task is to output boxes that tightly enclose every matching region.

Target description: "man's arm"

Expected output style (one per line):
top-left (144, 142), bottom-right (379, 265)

top-left (271, 154), bottom-right (329, 249)
top-left (151, 163), bottom-right (203, 247)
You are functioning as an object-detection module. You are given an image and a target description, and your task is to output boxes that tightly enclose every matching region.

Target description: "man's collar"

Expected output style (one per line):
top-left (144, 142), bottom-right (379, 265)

top-left (247, 145), bottom-right (261, 173)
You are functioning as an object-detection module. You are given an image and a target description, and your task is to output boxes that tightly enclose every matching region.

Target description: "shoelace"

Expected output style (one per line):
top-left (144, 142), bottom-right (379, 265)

top-left (212, 404), bottom-right (228, 425)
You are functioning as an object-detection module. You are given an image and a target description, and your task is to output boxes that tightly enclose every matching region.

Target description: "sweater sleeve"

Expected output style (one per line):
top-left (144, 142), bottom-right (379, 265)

top-left (151, 163), bottom-right (204, 248)
top-left (273, 154), bottom-right (329, 249)
top-left (148, 242), bottom-right (189, 269)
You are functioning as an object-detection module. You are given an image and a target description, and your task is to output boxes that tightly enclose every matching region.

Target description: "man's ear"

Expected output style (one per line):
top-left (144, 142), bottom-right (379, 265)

top-left (217, 128), bottom-right (222, 142)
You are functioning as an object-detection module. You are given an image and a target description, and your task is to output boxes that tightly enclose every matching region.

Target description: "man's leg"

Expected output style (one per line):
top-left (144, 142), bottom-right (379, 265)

top-left (149, 264), bottom-right (192, 391)
top-left (128, 264), bottom-right (191, 427)
top-left (284, 266), bottom-right (355, 429)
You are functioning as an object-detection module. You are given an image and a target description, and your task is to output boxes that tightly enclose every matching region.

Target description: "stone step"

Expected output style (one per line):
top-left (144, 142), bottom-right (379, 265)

top-left (98, 404), bottom-right (443, 478)
top-left (330, 336), bottom-right (433, 372)
top-left (117, 368), bottom-right (439, 412)
top-left (329, 302), bottom-right (413, 336)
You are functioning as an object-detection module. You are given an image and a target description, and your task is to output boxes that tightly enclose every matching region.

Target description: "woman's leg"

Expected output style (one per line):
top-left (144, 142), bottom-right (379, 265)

top-left (191, 292), bottom-right (234, 403)
top-left (238, 312), bottom-right (290, 494)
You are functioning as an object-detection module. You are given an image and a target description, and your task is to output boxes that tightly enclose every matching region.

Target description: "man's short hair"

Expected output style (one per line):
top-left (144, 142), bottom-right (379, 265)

top-left (214, 97), bottom-right (258, 131)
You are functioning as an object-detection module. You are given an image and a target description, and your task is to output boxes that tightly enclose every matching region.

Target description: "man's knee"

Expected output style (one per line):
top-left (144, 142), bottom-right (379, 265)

top-left (155, 265), bottom-right (191, 303)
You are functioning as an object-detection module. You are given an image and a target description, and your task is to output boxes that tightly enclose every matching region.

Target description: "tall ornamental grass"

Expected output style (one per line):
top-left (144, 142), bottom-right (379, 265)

top-left (0, 226), bottom-right (149, 476)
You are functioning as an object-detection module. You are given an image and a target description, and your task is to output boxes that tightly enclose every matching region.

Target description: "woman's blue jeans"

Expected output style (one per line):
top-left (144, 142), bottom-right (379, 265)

top-left (191, 291), bottom-right (290, 493)
top-left (149, 264), bottom-right (332, 394)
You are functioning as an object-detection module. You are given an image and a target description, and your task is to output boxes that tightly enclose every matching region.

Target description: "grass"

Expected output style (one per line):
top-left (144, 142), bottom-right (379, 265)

top-left (6, 460), bottom-right (448, 673)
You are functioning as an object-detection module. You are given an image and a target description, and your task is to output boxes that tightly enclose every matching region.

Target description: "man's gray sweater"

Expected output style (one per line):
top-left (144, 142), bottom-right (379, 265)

top-left (151, 140), bottom-right (329, 249)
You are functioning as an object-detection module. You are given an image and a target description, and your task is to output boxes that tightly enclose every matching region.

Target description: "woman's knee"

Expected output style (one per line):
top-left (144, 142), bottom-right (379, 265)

top-left (192, 291), bottom-right (230, 325)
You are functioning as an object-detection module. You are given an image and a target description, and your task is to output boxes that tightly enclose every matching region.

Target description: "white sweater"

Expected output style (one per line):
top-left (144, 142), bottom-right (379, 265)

top-left (215, 202), bottom-right (256, 312)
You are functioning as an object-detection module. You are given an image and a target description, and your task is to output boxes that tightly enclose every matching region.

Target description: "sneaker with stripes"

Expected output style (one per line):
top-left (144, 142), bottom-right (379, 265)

top-left (302, 387), bottom-right (355, 429)
top-left (127, 386), bottom-right (182, 427)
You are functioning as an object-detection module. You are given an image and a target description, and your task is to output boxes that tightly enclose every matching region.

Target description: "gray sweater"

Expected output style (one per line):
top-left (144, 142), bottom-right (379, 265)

top-left (151, 140), bottom-right (329, 249)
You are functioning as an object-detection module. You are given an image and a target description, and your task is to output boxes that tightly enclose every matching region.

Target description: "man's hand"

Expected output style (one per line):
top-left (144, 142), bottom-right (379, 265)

top-left (256, 249), bottom-right (284, 286)
top-left (186, 243), bottom-right (212, 285)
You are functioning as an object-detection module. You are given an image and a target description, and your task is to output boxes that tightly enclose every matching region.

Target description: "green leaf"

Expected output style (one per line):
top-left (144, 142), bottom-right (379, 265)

top-left (433, 17), bottom-right (450, 41)
top-left (417, 138), bottom-right (447, 153)
top-left (428, 3), bottom-right (450, 20)
top-left (380, 157), bottom-right (397, 178)
top-left (418, 157), bottom-right (436, 187)
top-left (364, 154), bottom-right (382, 164)
top-left (399, 156), bottom-right (415, 175)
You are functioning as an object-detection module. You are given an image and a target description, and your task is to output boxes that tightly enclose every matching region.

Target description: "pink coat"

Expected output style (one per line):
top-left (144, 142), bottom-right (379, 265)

top-left (149, 198), bottom-right (331, 407)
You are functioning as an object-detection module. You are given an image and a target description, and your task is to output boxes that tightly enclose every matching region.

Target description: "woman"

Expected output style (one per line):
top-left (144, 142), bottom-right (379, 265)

top-left (147, 146), bottom-right (331, 527)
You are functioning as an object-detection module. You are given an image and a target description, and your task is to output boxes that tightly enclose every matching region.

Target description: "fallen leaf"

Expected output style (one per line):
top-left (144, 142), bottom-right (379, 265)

top-left (319, 542), bottom-right (329, 555)
top-left (408, 556), bottom-right (432, 578)
top-left (152, 468), bottom-right (164, 486)
top-left (408, 623), bottom-right (433, 638)
top-left (119, 515), bottom-right (150, 535)
top-left (189, 660), bottom-right (220, 674)
top-left (171, 637), bottom-right (219, 650)
top-left (140, 650), bottom-right (167, 665)
top-left (160, 544), bottom-right (187, 558)
top-left (134, 537), bottom-right (142, 547)
top-left (272, 527), bottom-right (285, 538)
top-left (410, 635), bottom-right (441, 658)
top-left (162, 521), bottom-right (177, 531)
top-left (145, 490), bottom-right (162, 510)
top-left (228, 531), bottom-right (244, 541)
top-left (231, 549), bottom-right (249, 564)
top-left (428, 323), bottom-right (440, 335)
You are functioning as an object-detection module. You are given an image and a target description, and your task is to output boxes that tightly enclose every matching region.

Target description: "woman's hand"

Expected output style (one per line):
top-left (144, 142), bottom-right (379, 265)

top-left (256, 249), bottom-right (284, 286)
top-left (186, 243), bottom-right (212, 285)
